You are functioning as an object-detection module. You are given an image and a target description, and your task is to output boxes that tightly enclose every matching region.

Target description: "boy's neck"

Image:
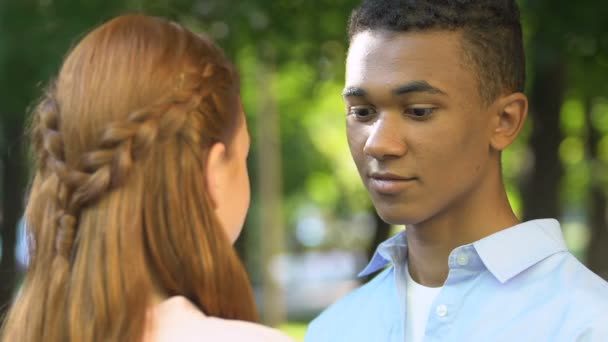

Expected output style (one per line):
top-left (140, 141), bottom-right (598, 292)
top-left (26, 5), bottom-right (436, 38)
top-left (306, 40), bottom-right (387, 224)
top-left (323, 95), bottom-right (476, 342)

top-left (405, 174), bottom-right (519, 287)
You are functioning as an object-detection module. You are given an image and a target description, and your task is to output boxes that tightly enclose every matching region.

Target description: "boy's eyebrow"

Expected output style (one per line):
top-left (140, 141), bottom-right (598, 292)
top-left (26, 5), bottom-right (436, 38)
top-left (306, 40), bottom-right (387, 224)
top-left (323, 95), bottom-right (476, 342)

top-left (393, 80), bottom-right (447, 96)
top-left (342, 86), bottom-right (367, 98)
top-left (342, 81), bottom-right (447, 98)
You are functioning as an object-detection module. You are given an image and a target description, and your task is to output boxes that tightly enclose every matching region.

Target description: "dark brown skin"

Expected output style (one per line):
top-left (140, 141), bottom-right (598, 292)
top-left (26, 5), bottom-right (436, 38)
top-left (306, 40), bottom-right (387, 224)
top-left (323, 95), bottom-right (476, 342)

top-left (344, 30), bottom-right (528, 287)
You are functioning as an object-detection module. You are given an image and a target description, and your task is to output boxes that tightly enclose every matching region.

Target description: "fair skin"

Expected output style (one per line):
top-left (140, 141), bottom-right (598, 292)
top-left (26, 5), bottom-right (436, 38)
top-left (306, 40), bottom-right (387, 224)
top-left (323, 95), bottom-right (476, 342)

top-left (207, 104), bottom-right (252, 243)
top-left (344, 30), bottom-right (528, 287)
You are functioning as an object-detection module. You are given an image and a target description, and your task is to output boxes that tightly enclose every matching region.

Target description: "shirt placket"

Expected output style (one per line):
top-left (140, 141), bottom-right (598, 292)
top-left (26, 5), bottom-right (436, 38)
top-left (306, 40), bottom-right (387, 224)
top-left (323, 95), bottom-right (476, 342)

top-left (424, 245), bottom-right (482, 342)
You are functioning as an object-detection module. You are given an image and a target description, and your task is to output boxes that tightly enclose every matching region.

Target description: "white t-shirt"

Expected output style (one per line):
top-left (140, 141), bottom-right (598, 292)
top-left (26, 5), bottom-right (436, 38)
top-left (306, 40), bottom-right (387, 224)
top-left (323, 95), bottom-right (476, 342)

top-left (405, 268), bottom-right (443, 342)
top-left (144, 296), bottom-right (295, 342)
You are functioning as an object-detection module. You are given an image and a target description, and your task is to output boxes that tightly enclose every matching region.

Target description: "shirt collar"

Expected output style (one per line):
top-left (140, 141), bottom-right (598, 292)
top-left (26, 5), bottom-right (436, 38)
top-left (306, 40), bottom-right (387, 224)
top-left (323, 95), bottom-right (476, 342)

top-left (473, 218), bottom-right (567, 283)
top-left (358, 229), bottom-right (407, 277)
top-left (358, 219), bottom-right (568, 282)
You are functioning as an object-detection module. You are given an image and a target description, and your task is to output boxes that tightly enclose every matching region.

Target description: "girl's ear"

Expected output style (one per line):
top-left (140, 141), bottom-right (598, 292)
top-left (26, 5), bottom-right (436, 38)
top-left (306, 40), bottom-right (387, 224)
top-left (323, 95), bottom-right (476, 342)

top-left (205, 142), bottom-right (227, 209)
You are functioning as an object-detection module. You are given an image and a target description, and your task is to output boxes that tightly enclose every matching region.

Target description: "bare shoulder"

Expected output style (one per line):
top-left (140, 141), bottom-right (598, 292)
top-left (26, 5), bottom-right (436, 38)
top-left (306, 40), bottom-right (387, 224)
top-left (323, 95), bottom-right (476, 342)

top-left (201, 317), bottom-right (296, 342)
top-left (145, 296), bottom-right (295, 342)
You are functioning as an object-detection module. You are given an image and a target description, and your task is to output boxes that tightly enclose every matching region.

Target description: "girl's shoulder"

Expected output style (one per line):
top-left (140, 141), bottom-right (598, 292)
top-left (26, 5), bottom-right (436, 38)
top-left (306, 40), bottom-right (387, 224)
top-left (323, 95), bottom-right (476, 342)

top-left (145, 296), bottom-right (296, 342)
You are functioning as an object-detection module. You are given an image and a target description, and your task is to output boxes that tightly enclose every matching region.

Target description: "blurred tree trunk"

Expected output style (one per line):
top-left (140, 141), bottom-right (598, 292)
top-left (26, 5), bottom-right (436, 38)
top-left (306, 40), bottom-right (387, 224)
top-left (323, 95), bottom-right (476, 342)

top-left (0, 123), bottom-right (26, 321)
top-left (361, 208), bottom-right (391, 284)
top-left (256, 44), bottom-right (285, 326)
top-left (366, 210), bottom-right (391, 261)
top-left (585, 99), bottom-right (608, 280)
top-left (0, 0), bottom-right (30, 321)
top-left (587, 180), bottom-right (608, 280)
top-left (522, 61), bottom-right (565, 221)
top-left (233, 218), bottom-right (250, 267)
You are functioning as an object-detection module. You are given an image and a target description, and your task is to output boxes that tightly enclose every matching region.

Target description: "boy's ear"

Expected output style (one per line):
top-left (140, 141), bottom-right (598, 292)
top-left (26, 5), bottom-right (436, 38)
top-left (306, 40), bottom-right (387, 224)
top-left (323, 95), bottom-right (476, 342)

top-left (490, 92), bottom-right (528, 151)
top-left (205, 142), bottom-right (227, 209)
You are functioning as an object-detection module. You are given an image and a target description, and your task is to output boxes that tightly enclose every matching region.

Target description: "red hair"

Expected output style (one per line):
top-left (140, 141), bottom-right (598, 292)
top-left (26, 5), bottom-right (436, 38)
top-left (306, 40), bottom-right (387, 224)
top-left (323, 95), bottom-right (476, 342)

top-left (1, 14), bottom-right (257, 342)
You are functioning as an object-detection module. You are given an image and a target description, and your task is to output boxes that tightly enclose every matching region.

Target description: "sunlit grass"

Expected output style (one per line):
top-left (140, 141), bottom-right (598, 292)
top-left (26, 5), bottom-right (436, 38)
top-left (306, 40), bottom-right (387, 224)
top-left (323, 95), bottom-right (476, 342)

top-left (278, 322), bottom-right (308, 341)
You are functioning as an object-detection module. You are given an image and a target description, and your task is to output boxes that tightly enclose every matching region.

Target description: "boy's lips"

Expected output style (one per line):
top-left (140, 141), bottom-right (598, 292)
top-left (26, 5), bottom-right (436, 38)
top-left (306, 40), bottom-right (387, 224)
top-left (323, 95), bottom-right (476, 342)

top-left (368, 172), bottom-right (417, 194)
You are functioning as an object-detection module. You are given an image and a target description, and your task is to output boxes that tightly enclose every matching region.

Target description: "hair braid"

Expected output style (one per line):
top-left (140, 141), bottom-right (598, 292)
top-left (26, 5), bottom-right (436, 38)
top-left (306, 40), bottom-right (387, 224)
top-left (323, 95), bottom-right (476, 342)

top-left (1, 15), bottom-right (259, 342)
top-left (40, 62), bottom-right (219, 250)
top-left (36, 96), bottom-right (79, 260)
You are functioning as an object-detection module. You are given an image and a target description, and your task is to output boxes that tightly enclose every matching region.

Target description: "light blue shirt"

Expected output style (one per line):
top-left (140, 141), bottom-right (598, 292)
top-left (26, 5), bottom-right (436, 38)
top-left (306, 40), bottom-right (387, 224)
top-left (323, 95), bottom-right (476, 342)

top-left (306, 219), bottom-right (608, 341)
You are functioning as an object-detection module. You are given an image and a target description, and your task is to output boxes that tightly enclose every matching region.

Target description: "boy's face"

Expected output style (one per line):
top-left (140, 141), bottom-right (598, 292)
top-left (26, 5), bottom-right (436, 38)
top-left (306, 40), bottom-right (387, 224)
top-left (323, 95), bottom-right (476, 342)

top-left (344, 30), bottom-right (498, 225)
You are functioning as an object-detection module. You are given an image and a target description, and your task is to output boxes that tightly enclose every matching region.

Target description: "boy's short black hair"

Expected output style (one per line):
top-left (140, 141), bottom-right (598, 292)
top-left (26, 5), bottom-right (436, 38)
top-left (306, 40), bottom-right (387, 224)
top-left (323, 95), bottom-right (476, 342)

top-left (348, 0), bottom-right (525, 104)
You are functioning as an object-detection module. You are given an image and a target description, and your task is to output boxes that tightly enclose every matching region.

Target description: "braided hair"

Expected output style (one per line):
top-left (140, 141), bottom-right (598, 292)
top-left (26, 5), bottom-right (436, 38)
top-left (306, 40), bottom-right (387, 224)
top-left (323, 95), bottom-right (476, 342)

top-left (2, 14), bottom-right (257, 342)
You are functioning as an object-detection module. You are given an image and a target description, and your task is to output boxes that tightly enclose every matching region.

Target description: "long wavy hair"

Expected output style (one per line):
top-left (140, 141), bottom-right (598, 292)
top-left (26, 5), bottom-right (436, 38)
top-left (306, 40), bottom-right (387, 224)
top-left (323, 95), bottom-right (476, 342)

top-left (0, 14), bottom-right (258, 342)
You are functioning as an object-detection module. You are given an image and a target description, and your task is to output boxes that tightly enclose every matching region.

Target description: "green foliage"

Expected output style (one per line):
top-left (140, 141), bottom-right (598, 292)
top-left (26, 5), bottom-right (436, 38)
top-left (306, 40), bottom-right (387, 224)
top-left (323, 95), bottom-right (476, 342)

top-left (591, 98), bottom-right (608, 134)
top-left (278, 322), bottom-right (307, 341)
top-left (2, 0), bottom-right (608, 303)
top-left (560, 98), bottom-right (586, 137)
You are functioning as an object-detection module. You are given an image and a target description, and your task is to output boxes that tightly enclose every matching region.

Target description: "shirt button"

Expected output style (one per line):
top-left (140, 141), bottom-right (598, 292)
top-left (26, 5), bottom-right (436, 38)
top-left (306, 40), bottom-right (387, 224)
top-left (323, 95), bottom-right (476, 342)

top-left (436, 304), bottom-right (448, 317)
top-left (456, 253), bottom-right (469, 266)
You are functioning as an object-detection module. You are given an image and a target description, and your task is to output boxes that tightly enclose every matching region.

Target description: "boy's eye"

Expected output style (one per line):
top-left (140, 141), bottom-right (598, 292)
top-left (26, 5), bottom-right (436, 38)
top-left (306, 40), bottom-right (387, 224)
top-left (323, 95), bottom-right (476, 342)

top-left (405, 107), bottom-right (436, 118)
top-left (349, 106), bottom-right (377, 119)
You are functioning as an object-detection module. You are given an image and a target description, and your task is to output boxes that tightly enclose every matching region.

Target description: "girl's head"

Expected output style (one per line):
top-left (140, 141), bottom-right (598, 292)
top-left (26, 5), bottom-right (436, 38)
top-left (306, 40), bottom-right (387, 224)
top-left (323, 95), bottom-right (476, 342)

top-left (2, 14), bottom-right (256, 342)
